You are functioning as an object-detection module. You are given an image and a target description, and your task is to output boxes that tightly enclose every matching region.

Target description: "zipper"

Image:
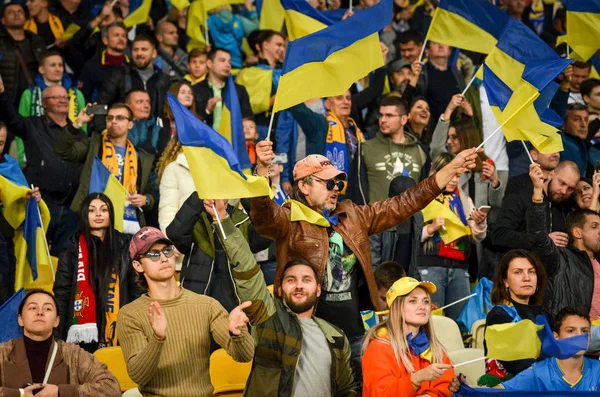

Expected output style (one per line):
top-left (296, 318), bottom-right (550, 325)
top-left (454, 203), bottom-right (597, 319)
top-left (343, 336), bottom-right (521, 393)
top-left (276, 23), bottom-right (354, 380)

top-left (180, 242), bottom-right (194, 287)
top-left (228, 217), bottom-right (247, 304)
top-left (357, 140), bottom-right (367, 204)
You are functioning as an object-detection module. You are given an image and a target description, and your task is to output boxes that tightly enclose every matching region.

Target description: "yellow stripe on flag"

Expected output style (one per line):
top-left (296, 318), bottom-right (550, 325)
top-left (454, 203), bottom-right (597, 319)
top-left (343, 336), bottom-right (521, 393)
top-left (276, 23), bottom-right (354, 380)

top-left (186, 0), bottom-right (207, 51)
top-left (567, 11), bottom-right (600, 62)
top-left (171, 0), bottom-right (190, 10)
top-left (288, 200), bottom-right (330, 227)
top-left (259, 0), bottom-right (285, 31)
top-left (104, 173), bottom-right (127, 233)
top-left (485, 320), bottom-right (544, 361)
top-left (284, 9), bottom-right (328, 40)
top-left (61, 23), bottom-right (81, 41)
top-left (123, 0), bottom-right (152, 27)
top-left (421, 199), bottom-right (470, 244)
top-left (218, 105), bottom-right (233, 143)
top-left (236, 67), bottom-right (273, 115)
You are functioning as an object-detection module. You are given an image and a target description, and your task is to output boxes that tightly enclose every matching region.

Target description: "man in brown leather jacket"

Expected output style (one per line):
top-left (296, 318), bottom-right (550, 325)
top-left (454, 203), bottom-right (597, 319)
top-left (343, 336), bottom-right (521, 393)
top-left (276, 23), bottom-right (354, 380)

top-left (250, 139), bottom-right (478, 383)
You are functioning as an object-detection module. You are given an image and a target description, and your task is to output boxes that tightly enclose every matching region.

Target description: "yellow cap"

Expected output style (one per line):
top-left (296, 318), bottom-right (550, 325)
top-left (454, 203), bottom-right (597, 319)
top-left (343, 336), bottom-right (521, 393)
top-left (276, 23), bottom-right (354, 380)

top-left (386, 277), bottom-right (437, 308)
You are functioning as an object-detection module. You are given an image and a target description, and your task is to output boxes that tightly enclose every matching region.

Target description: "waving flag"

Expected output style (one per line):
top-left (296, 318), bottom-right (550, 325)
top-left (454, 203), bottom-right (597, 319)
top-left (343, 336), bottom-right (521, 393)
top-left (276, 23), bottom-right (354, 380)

top-left (168, 94), bottom-right (272, 199)
top-left (89, 157), bottom-right (127, 233)
top-left (281, 0), bottom-right (334, 40)
top-left (564, 0), bottom-right (600, 62)
top-left (273, 0), bottom-right (391, 112)
top-left (0, 288), bottom-right (25, 343)
top-left (257, 0), bottom-right (285, 30)
top-left (123, 0), bottom-right (152, 27)
top-left (218, 75), bottom-right (252, 170)
top-left (421, 198), bottom-right (470, 244)
top-left (426, 0), bottom-right (510, 54)
top-left (186, 0), bottom-right (207, 51)
top-left (0, 155), bottom-right (52, 291)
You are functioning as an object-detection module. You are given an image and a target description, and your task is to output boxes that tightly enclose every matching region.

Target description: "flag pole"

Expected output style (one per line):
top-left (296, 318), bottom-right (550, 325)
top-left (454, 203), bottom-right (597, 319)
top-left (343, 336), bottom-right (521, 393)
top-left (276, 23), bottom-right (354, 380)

top-left (30, 184), bottom-right (54, 281)
top-left (566, 43), bottom-right (570, 59)
top-left (418, 39), bottom-right (427, 63)
top-left (453, 356), bottom-right (487, 368)
top-left (461, 72), bottom-right (477, 96)
top-left (266, 110), bottom-right (276, 141)
top-left (212, 203), bottom-right (227, 241)
top-left (204, 17), bottom-right (209, 45)
top-left (438, 293), bottom-right (476, 311)
top-left (349, 0), bottom-right (352, 13)
top-left (522, 140), bottom-right (534, 164)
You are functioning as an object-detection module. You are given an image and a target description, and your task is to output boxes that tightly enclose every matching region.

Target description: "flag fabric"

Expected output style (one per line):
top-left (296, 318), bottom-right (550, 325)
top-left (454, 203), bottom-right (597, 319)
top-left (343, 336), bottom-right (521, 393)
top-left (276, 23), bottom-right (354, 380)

top-left (123, 0), bottom-right (152, 27)
top-left (235, 67), bottom-right (273, 115)
top-left (258, 0), bottom-right (285, 31)
top-left (171, 0), bottom-right (190, 10)
top-left (281, 0), bottom-right (334, 40)
top-left (421, 199), bottom-right (470, 244)
top-left (564, 0), bottom-right (600, 62)
top-left (61, 23), bottom-right (81, 41)
top-left (454, 384), bottom-right (600, 396)
top-left (186, 0), bottom-right (207, 51)
top-left (425, 0), bottom-right (510, 54)
top-left (536, 315), bottom-right (589, 359)
top-left (205, 0), bottom-right (244, 12)
top-left (168, 93), bottom-right (272, 199)
top-left (218, 75), bottom-right (252, 170)
top-left (0, 288), bottom-right (25, 343)
top-left (272, 0), bottom-right (391, 112)
top-left (89, 157), bottom-right (127, 233)
top-left (289, 200), bottom-right (330, 227)
top-left (0, 155), bottom-right (52, 291)
top-left (479, 19), bottom-right (571, 153)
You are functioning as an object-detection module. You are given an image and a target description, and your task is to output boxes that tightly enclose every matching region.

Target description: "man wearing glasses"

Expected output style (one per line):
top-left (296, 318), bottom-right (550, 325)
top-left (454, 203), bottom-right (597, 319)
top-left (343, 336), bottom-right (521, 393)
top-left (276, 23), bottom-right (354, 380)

top-left (54, 103), bottom-right (156, 233)
top-left (118, 226), bottom-right (254, 397)
top-left (251, 139), bottom-right (479, 384)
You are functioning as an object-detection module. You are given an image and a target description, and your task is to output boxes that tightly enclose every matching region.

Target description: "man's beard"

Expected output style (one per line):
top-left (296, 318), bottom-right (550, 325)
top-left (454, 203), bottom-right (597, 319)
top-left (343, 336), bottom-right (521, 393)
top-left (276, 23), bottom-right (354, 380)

top-left (283, 289), bottom-right (318, 314)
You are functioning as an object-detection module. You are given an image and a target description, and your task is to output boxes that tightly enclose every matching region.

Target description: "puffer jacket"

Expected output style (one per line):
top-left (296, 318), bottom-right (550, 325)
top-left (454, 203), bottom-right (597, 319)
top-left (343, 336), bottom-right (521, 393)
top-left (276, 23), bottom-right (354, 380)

top-left (53, 232), bottom-right (143, 343)
top-left (219, 217), bottom-right (357, 397)
top-left (527, 201), bottom-right (594, 317)
top-left (250, 174), bottom-right (443, 311)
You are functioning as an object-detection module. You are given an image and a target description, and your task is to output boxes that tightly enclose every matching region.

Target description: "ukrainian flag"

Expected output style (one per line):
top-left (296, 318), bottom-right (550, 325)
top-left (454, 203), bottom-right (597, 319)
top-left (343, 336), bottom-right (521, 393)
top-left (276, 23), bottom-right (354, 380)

top-left (168, 93), bottom-right (272, 199)
top-left (425, 0), bottom-right (510, 55)
top-left (0, 155), bottom-right (52, 291)
top-left (171, 0), bottom-right (190, 10)
top-left (236, 66), bottom-right (274, 115)
top-left (218, 75), bottom-right (252, 170)
top-left (272, 0), bottom-right (391, 112)
top-left (123, 0), bottom-right (152, 27)
top-left (421, 198), bottom-right (470, 244)
top-left (564, 0), bottom-right (600, 62)
top-left (89, 157), bottom-right (127, 233)
top-left (281, 0), bottom-right (333, 40)
top-left (0, 288), bottom-right (25, 343)
top-left (480, 19), bottom-right (571, 153)
top-left (187, 0), bottom-right (207, 51)
top-left (256, 0), bottom-right (285, 31)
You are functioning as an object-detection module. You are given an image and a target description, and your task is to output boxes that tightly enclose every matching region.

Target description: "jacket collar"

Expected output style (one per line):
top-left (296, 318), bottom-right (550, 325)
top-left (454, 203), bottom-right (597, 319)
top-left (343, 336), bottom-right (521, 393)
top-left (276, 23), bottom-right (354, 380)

top-left (175, 152), bottom-right (189, 169)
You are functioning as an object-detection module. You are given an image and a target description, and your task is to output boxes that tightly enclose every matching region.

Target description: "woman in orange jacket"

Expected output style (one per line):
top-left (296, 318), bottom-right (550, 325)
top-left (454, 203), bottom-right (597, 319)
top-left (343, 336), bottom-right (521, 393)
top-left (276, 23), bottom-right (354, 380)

top-left (362, 277), bottom-right (455, 397)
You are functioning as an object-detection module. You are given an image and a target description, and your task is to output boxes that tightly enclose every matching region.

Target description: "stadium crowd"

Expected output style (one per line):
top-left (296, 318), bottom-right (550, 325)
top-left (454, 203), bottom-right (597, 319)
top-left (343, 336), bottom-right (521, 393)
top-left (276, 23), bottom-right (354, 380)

top-left (1, 0), bottom-right (600, 395)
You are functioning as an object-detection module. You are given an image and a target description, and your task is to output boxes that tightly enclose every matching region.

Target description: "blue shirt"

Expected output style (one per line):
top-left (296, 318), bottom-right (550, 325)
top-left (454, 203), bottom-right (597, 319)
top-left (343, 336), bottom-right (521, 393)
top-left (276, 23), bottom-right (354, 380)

top-left (114, 146), bottom-right (126, 183)
top-left (502, 357), bottom-right (600, 392)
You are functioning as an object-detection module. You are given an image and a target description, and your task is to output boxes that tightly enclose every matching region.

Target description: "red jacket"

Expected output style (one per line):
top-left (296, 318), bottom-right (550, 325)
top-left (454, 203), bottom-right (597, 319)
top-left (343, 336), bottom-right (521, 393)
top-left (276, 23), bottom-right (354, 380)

top-left (362, 339), bottom-right (454, 397)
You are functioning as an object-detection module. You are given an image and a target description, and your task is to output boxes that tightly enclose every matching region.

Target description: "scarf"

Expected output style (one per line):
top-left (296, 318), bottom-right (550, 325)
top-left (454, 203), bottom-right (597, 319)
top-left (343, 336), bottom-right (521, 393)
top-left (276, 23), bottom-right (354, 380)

top-left (101, 50), bottom-right (129, 66)
top-left (30, 86), bottom-right (79, 122)
top-left (24, 13), bottom-right (64, 39)
top-left (68, 235), bottom-right (120, 346)
top-left (101, 131), bottom-right (138, 195)
top-left (407, 330), bottom-right (433, 361)
top-left (325, 112), bottom-right (364, 178)
top-left (184, 73), bottom-right (206, 85)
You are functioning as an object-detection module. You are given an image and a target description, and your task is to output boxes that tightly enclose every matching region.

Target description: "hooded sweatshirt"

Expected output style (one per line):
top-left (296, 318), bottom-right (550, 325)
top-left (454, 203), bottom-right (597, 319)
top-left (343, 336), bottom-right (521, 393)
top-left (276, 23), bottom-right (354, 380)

top-left (361, 132), bottom-right (427, 202)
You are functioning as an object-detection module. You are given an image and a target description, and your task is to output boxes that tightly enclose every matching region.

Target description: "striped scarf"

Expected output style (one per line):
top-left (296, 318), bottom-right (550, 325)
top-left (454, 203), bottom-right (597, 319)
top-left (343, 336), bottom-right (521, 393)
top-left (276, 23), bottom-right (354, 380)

top-left (101, 131), bottom-right (138, 195)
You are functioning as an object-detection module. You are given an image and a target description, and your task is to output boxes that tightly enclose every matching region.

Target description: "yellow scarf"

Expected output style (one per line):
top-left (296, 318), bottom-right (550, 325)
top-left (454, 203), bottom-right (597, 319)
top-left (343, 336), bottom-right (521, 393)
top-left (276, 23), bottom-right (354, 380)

top-left (325, 112), bottom-right (364, 146)
top-left (101, 131), bottom-right (138, 195)
top-left (184, 73), bottom-right (206, 85)
top-left (103, 270), bottom-right (120, 346)
top-left (24, 13), bottom-right (64, 39)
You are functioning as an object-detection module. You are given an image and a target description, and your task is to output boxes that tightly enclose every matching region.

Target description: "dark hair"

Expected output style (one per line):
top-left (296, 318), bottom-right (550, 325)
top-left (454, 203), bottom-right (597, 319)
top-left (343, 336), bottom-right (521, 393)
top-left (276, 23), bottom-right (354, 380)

top-left (133, 33), bottom-right (157, 49)
top-left (77, 193), bottom-right (122, 329)
top-left (246, 29), bottom-right (262, 55)
top-left (380, 95), bottom-right (408, 116)
top-left (18, 289), bottom-right (60, 317)
top-left (2, 3), bottom-right (25, 18)
top-left (573, 61), bottom-right (592, 71)
top-left (109, 102), bottom-right (134, 120)
top-left (452, 118), bottom-right (488, 171)
top-left (162, 81), bottom-right (198, 120)
top-left (101, 21), bottom-right (127, 39)
top-left (282, 259), bottom-right (321, 284)
top-left (290, 175), bottom-right (313, 206)
top-left (40, 50), bottom-right (62, 66)
top-left (257, 30), bottom-right (285, 51)
top-left (491, 249), bottom-right (547, 306)
top-left (566, 208), bottom-right (600, 240)
top-left (124, 89), bottom-right (150, 105)
top-left (397, 29), bottom-right (422, 46)
top-left (553, 306), bottom-right (590, 333)
top-left (207, 47), bottom-right (230, 61)
top-left (188, 48), bottom-right (207, 60)
top-left (374, 262), bottom-right (406, 290)
top-left (581, 78), bottom-right (600, 98)
top-left (0, 120), bottom-right (7, 131)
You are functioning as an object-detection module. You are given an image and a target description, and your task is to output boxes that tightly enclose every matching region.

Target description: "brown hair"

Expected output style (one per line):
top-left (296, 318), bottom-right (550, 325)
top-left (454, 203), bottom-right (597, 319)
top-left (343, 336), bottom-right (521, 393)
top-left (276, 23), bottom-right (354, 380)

top-left (162, 81), bottom-right (199, 120)
top-left (155, 133), bottom-right (183, 183)
top-left (188, 48), bottom-right (207, 61)
top-left (374, 262), bottom-right (407, 290)
top-left (491, 249), bottom-right (547, 306)
top-left (451, 118), bottom-right (488, 171)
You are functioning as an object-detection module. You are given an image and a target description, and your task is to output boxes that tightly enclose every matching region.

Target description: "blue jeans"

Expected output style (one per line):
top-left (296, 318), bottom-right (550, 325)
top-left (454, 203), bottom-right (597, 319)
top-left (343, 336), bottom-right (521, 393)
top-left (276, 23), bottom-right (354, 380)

top-left (348, 334), bottom-right (364, 393)
top-left (45, 200), bottom-right (78, 257)
top-left (418, 265), bottom-right (470, 321)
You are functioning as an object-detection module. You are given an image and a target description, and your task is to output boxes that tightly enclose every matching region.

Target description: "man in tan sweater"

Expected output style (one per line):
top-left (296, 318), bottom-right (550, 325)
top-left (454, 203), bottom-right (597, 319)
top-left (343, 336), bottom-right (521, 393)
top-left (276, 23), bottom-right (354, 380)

top-left (117, 227), bottom-right (254, 397)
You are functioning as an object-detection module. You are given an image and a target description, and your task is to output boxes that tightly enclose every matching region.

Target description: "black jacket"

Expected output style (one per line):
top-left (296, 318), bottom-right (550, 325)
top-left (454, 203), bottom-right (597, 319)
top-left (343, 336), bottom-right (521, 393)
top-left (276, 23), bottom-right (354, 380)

top-left (0, 27), bottom-right (45, 104)
top-left (53, 232), bottom-right (143, 344)
top-left (490, 183), bottom-right (570, 252)
top-left (77, 53), bottom-right (126, 103)
top-left (0, 92), bottom-right (84, 204)
top-left (192, 78), bottom-right (254, 126)
top-left (166, 193), bottom-right (272, 311)
top-left (527, 201), bottom-right (594, 317)
top-left (96, 64), bottom-right (170, 121)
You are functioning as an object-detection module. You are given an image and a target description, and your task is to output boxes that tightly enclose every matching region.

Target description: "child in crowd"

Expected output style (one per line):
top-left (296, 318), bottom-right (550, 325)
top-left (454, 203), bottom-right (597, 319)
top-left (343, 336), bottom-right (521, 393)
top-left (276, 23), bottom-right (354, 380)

top-left (244, 118), bottom-right (258, 165)
top-left (185, 49), bottom-right (208, 85)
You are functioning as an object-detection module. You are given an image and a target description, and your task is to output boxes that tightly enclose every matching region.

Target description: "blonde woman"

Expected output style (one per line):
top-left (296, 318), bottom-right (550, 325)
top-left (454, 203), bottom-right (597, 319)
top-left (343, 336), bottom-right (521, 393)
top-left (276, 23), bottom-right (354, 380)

top-left (362, 277), bottom-right (455, 397)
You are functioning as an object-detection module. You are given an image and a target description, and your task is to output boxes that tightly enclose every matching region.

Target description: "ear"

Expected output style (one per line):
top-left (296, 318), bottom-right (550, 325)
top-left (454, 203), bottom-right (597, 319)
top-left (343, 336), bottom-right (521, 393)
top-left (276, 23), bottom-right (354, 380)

top-left (530, 150), bottom-right (539, 162)
top-left (572, 226), bottom-right (583, 240)
top-left (102, 35), bottom-right (108, 46)
top-left (553, 331), bottom-right (559, 340)
top-left (277, 286), bottom-right (282, 297)
top-left (503, 279), bottom-right (509, 289)
top-left (17, 314), bottom-right (24, 328)
top-left (316, 283), bottom-right (321, 298)
top-left (206, 59), bottom-right (213, 69)
top-left (298, 180), bottom-right (310, 195)
top-left (400, 114), bottom-right (408, 126)
top-left (152, 48), bottom-right (158, 60)
top-left (548, 170), bottom-right (555, 180)
top-left (53, 315), bottom-right (60, 329)
top-left (324, 98), bottom-right (331, 110)
top-left (38, 65), bottom-right (44, 75)
top-left (127, 120), bottom-right (134, 130)
top-left (132, 259), bottom-right (144, 273)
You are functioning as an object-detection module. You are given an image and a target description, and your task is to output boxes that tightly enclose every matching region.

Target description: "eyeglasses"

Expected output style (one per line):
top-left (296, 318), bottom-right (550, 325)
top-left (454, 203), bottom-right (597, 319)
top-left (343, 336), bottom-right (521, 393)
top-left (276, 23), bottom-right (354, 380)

top-left (447, 135), bottom-right (459, 141)
top-left (313, 176), bottom-right (345, 191)
top-left (140, 246), bottom-right (175, 262)
top-left (378, 113), bottom-right (402, 120)
top-left (43, 95), bottom-right (69, 101)
top-left (106, 115), bottom-right (131, 122)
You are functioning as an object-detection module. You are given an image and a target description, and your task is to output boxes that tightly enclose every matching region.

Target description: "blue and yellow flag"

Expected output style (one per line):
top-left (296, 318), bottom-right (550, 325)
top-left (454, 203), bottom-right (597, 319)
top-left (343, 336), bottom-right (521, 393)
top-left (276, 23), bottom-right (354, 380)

top-left (0, 155), bottom-right (52, 291)
top-left (257, 0), bottom-right (285, 30)
top-left (479, 19), bottom-right (571, 153)
top-left (235, 67), bottom-right (273, 115)
top-left (281, 0), bottom-right (334, 40)
top-left (425, 0), bottom-right (510, 54)
top-left (564, 0), bottom-right (600, 62)
top-left (89, 157), bottom-right (127, 233)
top-left (272, 0), bottom-right (391, 112)
top-left (0, 288), bottom-right (25, 343)
top-left (421, 198), bottom-right (470, 244)
top-left (186, 0), bottom-right (207, 51)
top-left (123, 0), bottom-right (152, 27)
top-left (218, 75), bottom-right (252, 170)
top-left (168, 93), bottom-right (272, 199)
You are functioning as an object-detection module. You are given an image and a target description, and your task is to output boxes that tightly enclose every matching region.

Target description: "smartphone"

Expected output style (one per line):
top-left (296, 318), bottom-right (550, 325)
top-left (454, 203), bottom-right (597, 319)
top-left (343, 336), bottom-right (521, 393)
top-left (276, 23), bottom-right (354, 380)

top-left (482, 158), bottom-right (495, 181)
top-left (87, 104), bottom-right (108, 115)
top-left (272, 153), bottom-right (288, 164)
top-left (477, 205), bottom-right (492, 214)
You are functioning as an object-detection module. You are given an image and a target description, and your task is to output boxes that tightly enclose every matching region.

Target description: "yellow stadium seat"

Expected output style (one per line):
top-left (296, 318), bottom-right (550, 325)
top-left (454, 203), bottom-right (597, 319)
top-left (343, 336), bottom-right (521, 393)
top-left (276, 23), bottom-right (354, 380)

top-left (93, 346), bottom-right (137, 392)
top-left (471, 319), bottom-right (487, 349)
top-left (210, 348), bottom-right (252, 396)
top-left (431, 315), bottom-right (465, 351)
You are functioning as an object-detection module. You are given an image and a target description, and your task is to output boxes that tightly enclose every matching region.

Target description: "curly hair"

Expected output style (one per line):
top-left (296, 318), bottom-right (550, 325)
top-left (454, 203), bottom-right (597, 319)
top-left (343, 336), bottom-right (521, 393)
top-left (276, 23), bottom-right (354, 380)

top-left (155, 133), bottom-right (183, 183)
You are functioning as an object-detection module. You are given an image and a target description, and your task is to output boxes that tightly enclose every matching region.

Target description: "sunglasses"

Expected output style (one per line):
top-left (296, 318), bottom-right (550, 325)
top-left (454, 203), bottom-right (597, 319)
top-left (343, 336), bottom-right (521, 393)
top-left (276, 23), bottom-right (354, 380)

top-left (313, 176), bottom-right (345, 191)
top-left (140, 246), bottom-right (175, 262)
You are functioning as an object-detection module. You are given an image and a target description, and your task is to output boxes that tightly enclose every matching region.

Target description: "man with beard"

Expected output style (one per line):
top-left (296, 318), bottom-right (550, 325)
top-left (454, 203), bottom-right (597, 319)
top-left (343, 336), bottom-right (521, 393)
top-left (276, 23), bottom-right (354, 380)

top-left (528, 163), bottom-right (600, 318)
top-left (251, 139), bottom-right (478, 385)
top-left (492, 161), bottom-right (580, 253)
top-left (95, 34), bottom-right (170, 127)
top-left (206, 200), bottom-right (357, 397)
top-left (504, 147), bottom-right (561, 196)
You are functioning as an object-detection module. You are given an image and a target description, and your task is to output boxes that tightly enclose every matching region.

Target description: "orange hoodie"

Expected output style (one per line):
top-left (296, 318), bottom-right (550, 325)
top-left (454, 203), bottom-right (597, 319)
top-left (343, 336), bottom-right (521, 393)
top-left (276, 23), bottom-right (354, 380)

top-left (362, 339), bottom-right (455, 397)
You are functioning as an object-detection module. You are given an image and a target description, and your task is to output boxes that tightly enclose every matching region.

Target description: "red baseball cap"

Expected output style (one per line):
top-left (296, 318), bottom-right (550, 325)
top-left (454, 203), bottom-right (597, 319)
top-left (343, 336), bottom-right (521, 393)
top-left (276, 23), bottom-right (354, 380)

top-left (293, 154), bottom-right (346, 182)
top-left (129, 227), bottom-right (174, 260)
